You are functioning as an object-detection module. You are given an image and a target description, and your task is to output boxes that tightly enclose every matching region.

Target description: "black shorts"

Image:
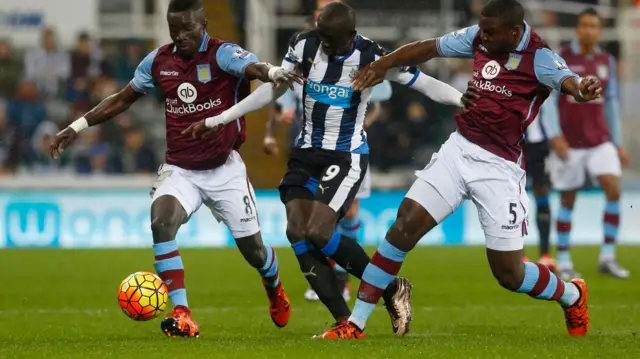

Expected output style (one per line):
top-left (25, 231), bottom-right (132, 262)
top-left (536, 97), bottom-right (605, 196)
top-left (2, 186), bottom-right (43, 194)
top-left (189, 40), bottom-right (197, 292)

top-left (524, 141), bottom-right (550, 188)
top-left (279, 147), bottom-right (369, 219)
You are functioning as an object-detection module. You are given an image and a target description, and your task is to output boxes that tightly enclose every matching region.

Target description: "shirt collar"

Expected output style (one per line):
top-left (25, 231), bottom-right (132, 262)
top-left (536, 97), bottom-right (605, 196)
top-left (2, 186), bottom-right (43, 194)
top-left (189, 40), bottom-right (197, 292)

top-left (515, 21), bottom-right (531, 51)
top-left (570, 39), bottom-right (601, 55)
top-left (172, 32), bottom-right (210, 53)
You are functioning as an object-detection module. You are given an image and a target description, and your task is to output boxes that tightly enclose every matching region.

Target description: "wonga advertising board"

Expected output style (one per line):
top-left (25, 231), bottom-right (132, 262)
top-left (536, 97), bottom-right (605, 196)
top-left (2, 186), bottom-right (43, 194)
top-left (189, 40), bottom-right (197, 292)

top-left (0, 190), bottom-right (639, 249)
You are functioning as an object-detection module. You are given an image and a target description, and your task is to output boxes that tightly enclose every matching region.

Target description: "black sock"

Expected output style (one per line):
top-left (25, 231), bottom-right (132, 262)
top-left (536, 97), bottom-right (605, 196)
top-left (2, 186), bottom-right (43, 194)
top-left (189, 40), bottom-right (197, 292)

top-left (292, 240), bottom-right (350, 320)
top-left (335, 269), bottom-right (349, 292)
top-left (537, 203), bottom-right (551, 257)
top-left (321, 232), bottom-right (370, 279)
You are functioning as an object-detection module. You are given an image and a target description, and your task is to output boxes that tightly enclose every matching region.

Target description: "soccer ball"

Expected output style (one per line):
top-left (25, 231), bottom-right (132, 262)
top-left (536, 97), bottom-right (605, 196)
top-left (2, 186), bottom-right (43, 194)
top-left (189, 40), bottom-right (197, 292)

top-left (118, 272), bottom-right (169, 321)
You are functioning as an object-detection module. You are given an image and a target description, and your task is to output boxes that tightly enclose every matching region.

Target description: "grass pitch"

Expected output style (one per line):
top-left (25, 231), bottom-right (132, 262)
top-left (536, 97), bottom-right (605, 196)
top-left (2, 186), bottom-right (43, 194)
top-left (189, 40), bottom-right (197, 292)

top-left (0, 246), bottom-right (638, 358)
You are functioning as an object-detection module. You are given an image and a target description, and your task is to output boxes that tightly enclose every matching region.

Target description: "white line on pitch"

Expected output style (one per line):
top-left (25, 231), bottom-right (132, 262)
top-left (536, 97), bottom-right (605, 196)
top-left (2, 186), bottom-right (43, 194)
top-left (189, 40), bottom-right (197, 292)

top-left (0, 303), bottom-right (636, 316)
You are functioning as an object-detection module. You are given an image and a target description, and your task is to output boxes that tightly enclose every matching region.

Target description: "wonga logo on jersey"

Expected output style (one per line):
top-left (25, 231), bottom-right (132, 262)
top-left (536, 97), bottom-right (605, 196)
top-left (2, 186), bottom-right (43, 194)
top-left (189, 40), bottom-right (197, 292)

top-left (305, 80), bottom-right (353, 109)
top-left (5, 201), bottom-right (60, 247)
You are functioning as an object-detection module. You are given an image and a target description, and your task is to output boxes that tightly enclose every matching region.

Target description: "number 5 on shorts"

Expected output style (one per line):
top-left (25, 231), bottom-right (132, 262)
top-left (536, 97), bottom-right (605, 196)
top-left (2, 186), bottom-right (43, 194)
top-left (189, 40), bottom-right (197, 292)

top-left (508, 202), bottom-right (517, 224)
top-left (322, 165), bottom-right (340, 181)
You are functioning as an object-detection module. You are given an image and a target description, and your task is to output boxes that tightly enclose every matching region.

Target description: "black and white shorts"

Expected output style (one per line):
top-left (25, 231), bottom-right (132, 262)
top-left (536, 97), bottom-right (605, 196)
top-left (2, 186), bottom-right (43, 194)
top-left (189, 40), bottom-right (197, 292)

top-left (278, 147), bottom-right (369, 219)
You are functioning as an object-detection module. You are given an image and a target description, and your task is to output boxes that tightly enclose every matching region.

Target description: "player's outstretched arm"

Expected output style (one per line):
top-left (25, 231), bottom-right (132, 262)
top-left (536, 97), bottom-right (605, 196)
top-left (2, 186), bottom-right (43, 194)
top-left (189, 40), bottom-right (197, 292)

top-left (49, 84), bottom-right (143, 160)
top-left (386, 67), bottom-right (465, 107)
top-left (353, 26), bottom-right (479, 91)
top-left (182, 82), bottom-right (290, 138)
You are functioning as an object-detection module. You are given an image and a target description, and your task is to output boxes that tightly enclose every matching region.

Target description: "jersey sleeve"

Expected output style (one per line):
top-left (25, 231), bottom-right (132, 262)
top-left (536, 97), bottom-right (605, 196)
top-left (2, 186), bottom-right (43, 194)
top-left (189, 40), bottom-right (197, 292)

top-left (216, 43), bottom-right (259, 78)
top-left (130, 48), bottom-right (159, 94)
top-left (604, 54), bottom-right (622, 145)
top-left (384, 66), bottom-right (421, 86)
top-left (369, 80), bottom-right (392, 102)
top-left (533, 48), bottom-right (578, 91)
top-left (435, 26), bottom-right (480, 58)
top-left (281, 33), bottom-right (305, 72)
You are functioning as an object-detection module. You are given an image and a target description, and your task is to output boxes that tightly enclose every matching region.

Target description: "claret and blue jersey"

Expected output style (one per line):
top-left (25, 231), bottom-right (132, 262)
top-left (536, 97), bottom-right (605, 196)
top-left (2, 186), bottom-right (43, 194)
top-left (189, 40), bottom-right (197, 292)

top-left (129, 32), bottom-right (262, 170)
top-left (434, 22), bottom-right (579, 163)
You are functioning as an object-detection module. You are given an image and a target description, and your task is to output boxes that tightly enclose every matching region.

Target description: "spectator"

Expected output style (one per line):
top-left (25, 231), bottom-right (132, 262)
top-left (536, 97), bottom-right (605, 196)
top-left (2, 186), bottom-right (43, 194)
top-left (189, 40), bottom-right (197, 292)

top-left (70, 32), bottom-right (106, 81)
top-left (112, 40), bottom-right (144, 86)
top-left (0, 39), bottom-right (23, 99)
top-left (111, 126), bottom-right (157, 174)
top-left (7, 80), bottom-right (47, 165)
top-left (24, 27), bottom-right (70, 99)
top-left (68, 127), bottom-right (110, 174)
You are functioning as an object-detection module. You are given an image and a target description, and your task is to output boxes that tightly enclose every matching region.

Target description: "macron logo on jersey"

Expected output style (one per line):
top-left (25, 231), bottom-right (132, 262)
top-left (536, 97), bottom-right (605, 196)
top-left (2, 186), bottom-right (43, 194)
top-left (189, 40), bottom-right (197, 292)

top-left (160, 70), bottom-right (179, 76)
top-left (305, 80), bottom-right (353, 109)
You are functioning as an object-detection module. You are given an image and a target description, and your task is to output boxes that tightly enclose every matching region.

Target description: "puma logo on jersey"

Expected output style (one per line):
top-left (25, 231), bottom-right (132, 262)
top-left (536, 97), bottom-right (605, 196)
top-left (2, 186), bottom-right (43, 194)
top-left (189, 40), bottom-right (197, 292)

top-left (303, 266), bottom-right (317, 277)
top-left (318, 184), bottom-right (329, 194)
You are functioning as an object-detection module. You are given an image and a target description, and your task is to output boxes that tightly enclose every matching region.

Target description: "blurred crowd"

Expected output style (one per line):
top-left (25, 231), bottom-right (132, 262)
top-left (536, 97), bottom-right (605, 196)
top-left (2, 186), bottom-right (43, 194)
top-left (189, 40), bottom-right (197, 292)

top-left (0, 0), bottom-right (621, 177)
top-left (0, 27), bottom-right (162, 176)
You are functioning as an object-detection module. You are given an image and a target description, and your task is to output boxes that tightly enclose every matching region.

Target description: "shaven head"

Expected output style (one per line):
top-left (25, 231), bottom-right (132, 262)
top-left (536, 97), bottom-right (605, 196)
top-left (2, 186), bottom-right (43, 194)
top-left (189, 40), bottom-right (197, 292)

top-left (316, 2), bottom-right (357, 57)
top-left (478, 0), bottom-right (525, 55)
top-left (167, 0), bottom-right (207, 58)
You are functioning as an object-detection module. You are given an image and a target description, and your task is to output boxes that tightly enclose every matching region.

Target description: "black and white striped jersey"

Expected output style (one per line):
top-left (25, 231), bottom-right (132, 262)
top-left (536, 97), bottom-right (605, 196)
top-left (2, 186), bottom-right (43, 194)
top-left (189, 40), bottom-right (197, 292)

top-left (281, 30), bottom-right (422, 154)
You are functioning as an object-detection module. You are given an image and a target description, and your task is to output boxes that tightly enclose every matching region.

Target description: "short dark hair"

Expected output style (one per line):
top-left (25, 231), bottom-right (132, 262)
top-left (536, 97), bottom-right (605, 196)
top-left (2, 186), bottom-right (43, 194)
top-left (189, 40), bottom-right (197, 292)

top-left (578, 7), bottom-right (601, 22)
top-left (319, 2), bottom-right (356, 28)
top-left (168, 0), bottom-right (202, 13)
top-left (481, 0), bottom-right (525, 28)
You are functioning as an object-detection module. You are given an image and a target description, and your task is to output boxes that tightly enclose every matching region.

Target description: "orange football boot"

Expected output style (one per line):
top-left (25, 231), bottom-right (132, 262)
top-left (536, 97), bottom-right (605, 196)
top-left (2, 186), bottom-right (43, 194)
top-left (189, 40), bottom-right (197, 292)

top-left (160, 305), bottom-right (200, 338)
top-left (264, 280), bottom-right (290, 328)
top-left (314, 321), bottom-right (365, 339)
top-left (562, 279), bottom-right (589, 336)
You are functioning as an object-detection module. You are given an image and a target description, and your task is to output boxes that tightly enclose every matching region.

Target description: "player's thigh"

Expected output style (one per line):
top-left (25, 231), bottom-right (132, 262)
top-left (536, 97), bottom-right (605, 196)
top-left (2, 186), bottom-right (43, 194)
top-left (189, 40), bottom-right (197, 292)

top-left (408, 148), bottom-right (466, 224)
top-left (524, 141), bottom-right (551, 190)
top-left (548, 149), bottom-right (587, 191)
top-left (151, 164), bottom-right (203, 221)
top-left (208, 176), bottom-right (261, 239)
top-left (198, 153), bottom-right (260, 239)
top-left (344, 198), bottom-right (360, 220)
top-left (469, 166), bottom-right (529, 251)
top-left (316, 151), bottom-right (369, 220)
top-left (587, 142), bottom-right (621, 180)
top-left (278, 148), bottom-right (320, 206)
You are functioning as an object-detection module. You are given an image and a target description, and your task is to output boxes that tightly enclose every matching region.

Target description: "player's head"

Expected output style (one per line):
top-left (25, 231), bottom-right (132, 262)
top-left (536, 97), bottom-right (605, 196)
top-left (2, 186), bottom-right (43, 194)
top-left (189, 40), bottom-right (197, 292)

top-left (576, 8), bottom-right (602, 48)
top-left (167, 0), bottom-right (207, 58)
top-left (316, 2), bottom-right (357, 57)
top-left (478, 0), bottom-right (525, 55)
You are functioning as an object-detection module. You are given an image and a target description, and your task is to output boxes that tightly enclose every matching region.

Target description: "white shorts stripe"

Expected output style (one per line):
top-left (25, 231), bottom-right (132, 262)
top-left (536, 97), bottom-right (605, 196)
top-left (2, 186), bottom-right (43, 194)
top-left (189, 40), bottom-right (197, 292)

top-left (328, 153), bottom-right (362, 211)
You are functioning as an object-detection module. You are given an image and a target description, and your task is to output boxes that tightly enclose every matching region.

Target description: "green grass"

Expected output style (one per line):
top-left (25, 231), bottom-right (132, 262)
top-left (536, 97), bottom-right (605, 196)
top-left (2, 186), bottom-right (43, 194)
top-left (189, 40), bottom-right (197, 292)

top-left (0, 246), bottom-right (639, 358)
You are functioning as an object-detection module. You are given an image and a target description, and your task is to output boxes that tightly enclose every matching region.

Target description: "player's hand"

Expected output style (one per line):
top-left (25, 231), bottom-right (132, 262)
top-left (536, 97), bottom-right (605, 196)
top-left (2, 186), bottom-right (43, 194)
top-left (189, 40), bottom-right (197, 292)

top-left (280, 109), bottom-right (297, 125)
top-left (461, 81), bottom-right (480, 110)
top-left (263, 136), bottom-right (279, 155)
top-left (49, 127), bottom-right (78, 160)
top-left (269, 67), bottom-right (304, 90)
top-left (182, 119), bottom-right (221, 139)
top-left (351, 59), bottom-right (390, 91)
top-left (550, 136), bottom-right (570, 161)
top-left (618, 146), bottom-right (631, 168)
top-left (578, 76), bottom-right (603, 101)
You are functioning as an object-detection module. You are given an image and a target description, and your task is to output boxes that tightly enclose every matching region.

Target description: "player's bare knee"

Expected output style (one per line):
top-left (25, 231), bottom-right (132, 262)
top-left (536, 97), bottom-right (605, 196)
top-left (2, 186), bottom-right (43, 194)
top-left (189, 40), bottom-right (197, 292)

top-left (236, 235), bottom-right (268, 269)
top-left (305, 222), bottom-right (333, 248)
top-left (150, 215), bottom-right (181, 243)
top-left (285, 223), bottom-right (306, 244)
top-left (385, 220), bottom-right (417, 252)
